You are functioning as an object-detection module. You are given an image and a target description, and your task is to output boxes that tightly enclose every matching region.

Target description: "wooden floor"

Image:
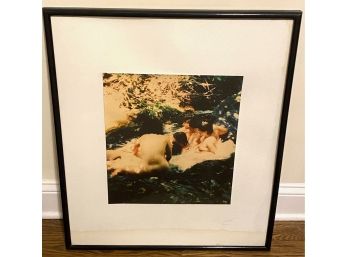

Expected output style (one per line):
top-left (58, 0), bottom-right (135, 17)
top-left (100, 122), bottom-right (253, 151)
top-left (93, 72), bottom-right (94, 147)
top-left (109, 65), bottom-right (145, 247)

top-left (43, 220), bottom-right (304, 257)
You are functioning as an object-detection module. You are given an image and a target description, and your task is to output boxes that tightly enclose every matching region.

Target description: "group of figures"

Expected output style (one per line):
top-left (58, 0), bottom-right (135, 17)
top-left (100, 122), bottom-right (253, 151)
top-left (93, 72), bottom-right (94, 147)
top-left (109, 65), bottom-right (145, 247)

top-left (106, 115), bottom-right (233, 177)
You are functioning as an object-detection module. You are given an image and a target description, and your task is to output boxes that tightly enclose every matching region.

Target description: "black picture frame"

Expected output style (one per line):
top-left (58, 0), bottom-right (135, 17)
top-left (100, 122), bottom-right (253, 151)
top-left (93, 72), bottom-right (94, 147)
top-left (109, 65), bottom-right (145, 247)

top-left (43, 7), bottom-right (302, 250)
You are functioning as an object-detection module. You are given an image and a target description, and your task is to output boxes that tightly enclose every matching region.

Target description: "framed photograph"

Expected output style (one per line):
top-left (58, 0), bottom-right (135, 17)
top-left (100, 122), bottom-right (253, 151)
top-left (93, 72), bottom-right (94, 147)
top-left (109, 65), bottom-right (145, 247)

top-left (43, 8), bottom-right (302, 250)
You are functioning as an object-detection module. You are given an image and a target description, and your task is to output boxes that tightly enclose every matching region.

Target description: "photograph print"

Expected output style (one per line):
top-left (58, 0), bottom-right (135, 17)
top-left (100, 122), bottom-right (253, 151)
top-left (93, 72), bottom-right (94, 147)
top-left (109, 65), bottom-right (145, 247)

top-left (103, 73), bottom-right (243, 204)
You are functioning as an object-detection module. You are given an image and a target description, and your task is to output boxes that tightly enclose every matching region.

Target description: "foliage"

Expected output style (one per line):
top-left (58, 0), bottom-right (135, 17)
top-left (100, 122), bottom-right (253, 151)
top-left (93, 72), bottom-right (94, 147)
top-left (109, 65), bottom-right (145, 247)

top-left (104, 74), bottom-right (243, 148)
top-left (103, 73), bottom-right (243, 111)
top-left (106, 103), bottom-right (186, 148)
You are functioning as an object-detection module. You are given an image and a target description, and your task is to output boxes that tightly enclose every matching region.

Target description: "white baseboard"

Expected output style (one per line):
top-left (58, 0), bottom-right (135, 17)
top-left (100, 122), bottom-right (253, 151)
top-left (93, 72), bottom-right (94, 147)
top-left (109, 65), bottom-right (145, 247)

top-left (42, 181), bottom-right (304, 220)
top-left (42, 180), bottom-right (62, 219)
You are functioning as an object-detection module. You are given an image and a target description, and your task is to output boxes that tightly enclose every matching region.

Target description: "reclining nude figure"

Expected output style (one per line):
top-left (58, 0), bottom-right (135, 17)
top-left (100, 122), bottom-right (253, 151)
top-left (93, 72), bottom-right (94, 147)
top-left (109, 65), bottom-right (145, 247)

top-left (106, 132), bottom-right (188, 177)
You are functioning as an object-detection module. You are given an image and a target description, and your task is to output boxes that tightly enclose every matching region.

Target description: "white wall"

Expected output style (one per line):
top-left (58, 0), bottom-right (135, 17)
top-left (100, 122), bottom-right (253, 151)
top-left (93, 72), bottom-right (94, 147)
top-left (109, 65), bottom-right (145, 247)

top-left (42, 0), bottom-right (304, 183)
